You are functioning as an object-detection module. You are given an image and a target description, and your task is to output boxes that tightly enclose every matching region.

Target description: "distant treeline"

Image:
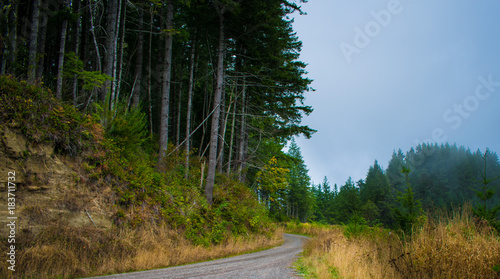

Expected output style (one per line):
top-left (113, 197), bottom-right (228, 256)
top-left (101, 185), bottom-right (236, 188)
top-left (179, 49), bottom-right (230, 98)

top-left (310, 143), bottom-right (500, 228)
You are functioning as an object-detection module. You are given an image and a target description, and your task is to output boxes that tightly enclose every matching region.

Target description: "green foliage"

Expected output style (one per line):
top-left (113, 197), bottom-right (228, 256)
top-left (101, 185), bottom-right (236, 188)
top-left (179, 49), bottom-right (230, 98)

top-left (99, 141), bottom-right (273, 245)
top-left (307, 144), bottom-right (500, 232)
top-left (184, 175), bottom-right (271, 246)
top-left (311, 177), bottom-right (336, 224)
top-left (287, 139), bottom-right (315, 222)
top-left (64, 52), bottom-right (111, 91)
top-left (100, 139), bottom-right (273, 245)
top-left (93, 99), bottom-right (149, 158)
top-left (0, 75), bottom-right (98, 155)
top-left (360, 200), bottom-right (380, 225)
top-left (400, 143), bottom-right (500, 210)
top-left (3, 77), bottom-right (277, 249)
top-left (360, 160), bottom-right (393, 226)
top-left (472, 149), bottom-right (500, 232)
top-left (334, 177), bottom-right (361, 224)
top-left (234, 1), bottom-right (316, 141)
top-left (343, 213), bottom-right (369, 239)
top-left (393, 166), bottom-right (425, 235)
top-left (256, 156), bottom-right (289, 212)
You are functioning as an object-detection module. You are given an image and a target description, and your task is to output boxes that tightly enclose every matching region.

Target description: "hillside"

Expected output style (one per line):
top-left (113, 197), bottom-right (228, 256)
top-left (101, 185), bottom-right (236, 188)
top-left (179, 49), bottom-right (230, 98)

top-left (0, 75), bottom-right (282, 278)
top-left (0, 1), bottom-right (318, 276)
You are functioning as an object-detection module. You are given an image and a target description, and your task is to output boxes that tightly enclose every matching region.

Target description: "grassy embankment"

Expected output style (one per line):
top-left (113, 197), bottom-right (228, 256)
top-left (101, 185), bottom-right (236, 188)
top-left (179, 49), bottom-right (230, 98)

top-left (15, 225), bottom-right (283, 278)
top-left (287, 207), bottom-right (500, 279)
top-left (0, 75), bottom-right (283, 278)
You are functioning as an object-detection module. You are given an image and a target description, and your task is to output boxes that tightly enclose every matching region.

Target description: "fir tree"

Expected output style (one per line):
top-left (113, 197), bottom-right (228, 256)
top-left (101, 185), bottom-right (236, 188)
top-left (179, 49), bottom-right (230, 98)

top-left (472, 149), bottom-right (500, 231)
top-left (394, 166), bottom-right (424, 234)
top-left (287, 138), bottom-right (314, 222)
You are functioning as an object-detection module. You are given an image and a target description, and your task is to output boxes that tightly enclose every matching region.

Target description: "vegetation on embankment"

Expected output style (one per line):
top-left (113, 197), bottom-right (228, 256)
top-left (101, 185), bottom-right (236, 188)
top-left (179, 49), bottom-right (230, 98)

top-left (287, 206), bottom-right (500, 279)
top-left (0, 75), bottom-right (281, 278)
top-left (10, 224), bottom-right (283, 278)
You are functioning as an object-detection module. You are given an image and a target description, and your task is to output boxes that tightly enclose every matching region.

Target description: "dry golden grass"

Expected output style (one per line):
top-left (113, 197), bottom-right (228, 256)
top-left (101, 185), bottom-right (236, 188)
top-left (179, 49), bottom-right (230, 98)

top-left (298, 230), bottom-right (401, 279)
top-left (120, 225), bottom-right (284, 274)
top-left (393, 207), bottom-right (500, 279)
top-left (288, 208), bottom-right (500, 279)
top-left (0, 224), bottom-right (283, 279)
top-left (289, 223), bottom-right (401, 279)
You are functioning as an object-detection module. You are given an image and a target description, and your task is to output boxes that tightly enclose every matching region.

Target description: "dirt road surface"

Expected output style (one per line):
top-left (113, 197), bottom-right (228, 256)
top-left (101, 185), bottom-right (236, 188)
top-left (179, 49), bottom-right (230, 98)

top-left (86, 233), bottom-right (308, 279)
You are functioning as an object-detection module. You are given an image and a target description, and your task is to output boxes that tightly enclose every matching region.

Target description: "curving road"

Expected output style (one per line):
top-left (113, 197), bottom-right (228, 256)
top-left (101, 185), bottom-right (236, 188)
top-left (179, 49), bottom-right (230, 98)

top-left (87, 233), bottom-right (308, 279)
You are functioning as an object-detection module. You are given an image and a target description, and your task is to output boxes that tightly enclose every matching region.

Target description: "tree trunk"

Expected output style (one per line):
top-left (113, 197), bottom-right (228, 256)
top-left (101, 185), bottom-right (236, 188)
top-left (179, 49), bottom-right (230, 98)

top-left (131, 8), bottom-right (144, 108)
top-left (216, 86), bottom-right (226, 172)
top-left (110, 0), bottom-right (123, 108)
top-left (28, 0), bottom-right (41, 83)
top-left (198, 71), bottom-right (211, 157)
top-left (10, 0), bottom-right (18, 70)
top-left (56, 0), bottom-right (69, 99)
top-left (1, 0), bottom-right (17, 74)
top-left (184, 33), bottom-right (196, 179)
top-left (36, 1), bottom-right (47, 80)
top-left (176, 68), bottom-right (184, 146)
top-left (102, 0), bottom-right (119, 103)
top-left (205, 13), bottom-right (225, 205)
top-left (217, 92), bottom-right (232, 172)
top-left (72, 0), bottom-right (81, 106)
top-left (200, 160), bottom-right (205, 189)
top-left (226, 85), bottom-right (237, 174)
top-left (113, 0), bottom-right (126, 109)
top-left (148, 8), bottom-right (154, 137)
top-left (158, 0), bottom-right (174, 164)
top-left (88, 0), bottom-right (102, 72)
top-left (237, 78), bottom-right (247, 182)
top-left (147, 6), bottom-right (154, 136)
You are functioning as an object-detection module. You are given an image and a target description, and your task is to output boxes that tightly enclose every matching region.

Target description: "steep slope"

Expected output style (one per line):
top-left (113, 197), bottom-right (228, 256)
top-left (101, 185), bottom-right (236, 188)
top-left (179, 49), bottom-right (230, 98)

top-left (0, 125), bottom-right (113, 236)
top-left (0, 75), bottom-right (279, 278)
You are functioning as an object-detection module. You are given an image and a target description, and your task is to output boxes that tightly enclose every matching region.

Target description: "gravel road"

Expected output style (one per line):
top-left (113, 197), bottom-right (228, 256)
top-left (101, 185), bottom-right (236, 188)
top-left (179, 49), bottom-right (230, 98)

top-left (86, 233), bottom-right (308, 279)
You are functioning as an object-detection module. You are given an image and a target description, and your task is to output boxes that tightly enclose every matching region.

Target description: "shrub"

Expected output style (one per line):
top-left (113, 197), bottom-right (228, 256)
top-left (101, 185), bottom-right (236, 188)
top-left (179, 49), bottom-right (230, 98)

top-left (343, 213), bottom-right (369, 239)
top-left (0, 75), bottom-right (99, 156)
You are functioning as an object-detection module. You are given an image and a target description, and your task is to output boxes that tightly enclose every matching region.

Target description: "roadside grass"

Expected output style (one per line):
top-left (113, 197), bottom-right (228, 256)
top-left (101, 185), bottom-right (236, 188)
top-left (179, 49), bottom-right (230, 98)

top-left (127, 225), bottom-right (284, 274)
top-left (288, 222), bottom-right (400, 279)
top-left (0, 224), bottom-right (283, 278)
top-left (393, 207), bottom-right (500, 279)
top-left (287, 207), bottom-right (500, 279)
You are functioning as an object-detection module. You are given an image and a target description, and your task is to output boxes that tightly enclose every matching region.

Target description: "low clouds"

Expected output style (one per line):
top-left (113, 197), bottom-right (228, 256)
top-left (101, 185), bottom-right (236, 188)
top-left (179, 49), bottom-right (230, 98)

top-left (293, 1), bottom-right (500, 186)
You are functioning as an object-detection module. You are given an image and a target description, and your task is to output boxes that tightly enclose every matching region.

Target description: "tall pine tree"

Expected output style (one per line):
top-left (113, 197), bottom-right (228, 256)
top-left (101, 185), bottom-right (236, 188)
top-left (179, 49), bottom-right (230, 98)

top-left (287, 138), bottom-right (314, 222)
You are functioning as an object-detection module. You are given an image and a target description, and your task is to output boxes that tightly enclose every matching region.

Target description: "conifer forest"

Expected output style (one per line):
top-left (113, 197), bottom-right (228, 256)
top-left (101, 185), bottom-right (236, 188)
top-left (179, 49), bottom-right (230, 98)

top-left (1, 0), bottom-right (500, 278)
top-left (1, 0), bottom-right (499, 234)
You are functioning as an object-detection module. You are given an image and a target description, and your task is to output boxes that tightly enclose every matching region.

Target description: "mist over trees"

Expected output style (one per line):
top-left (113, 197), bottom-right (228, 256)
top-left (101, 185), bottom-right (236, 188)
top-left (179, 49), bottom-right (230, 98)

top-left (310, 143), bottom-right (500, 230)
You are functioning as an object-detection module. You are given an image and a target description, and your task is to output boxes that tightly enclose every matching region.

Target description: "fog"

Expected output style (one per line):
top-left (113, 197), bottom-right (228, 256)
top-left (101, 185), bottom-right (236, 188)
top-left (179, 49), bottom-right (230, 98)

top-left (291, 0), bottom-right (500, 186)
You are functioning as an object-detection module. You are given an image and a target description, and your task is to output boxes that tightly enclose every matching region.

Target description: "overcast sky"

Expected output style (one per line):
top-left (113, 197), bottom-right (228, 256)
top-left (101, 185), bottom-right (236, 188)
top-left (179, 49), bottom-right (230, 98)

top-left (291, 0), bottom-right (500, 187)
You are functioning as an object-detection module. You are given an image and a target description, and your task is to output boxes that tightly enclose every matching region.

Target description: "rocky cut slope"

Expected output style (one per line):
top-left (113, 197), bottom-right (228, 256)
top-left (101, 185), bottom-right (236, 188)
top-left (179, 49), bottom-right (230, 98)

top-left (0, 125), bottom-right (113, 237)
top-left (0, 75), bottom-right (119, 277)
top-left (0, 75), bottom-right (115, 236)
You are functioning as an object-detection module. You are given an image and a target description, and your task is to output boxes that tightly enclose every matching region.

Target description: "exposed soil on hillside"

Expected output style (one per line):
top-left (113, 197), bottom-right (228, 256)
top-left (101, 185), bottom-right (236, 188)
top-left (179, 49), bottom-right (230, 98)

top-left (0, 125), bottom-right (113, 237)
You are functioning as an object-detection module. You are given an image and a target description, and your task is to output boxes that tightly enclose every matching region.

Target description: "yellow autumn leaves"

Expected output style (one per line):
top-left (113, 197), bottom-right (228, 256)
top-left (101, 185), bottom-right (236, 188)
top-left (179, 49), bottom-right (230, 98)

top-left (255, 157), bottom-right (289, 202)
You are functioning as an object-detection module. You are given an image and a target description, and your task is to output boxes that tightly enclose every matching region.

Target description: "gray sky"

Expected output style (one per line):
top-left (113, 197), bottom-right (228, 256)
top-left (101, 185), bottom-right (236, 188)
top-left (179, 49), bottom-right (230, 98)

top-left (291, 0), bottom-right (500, 187)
